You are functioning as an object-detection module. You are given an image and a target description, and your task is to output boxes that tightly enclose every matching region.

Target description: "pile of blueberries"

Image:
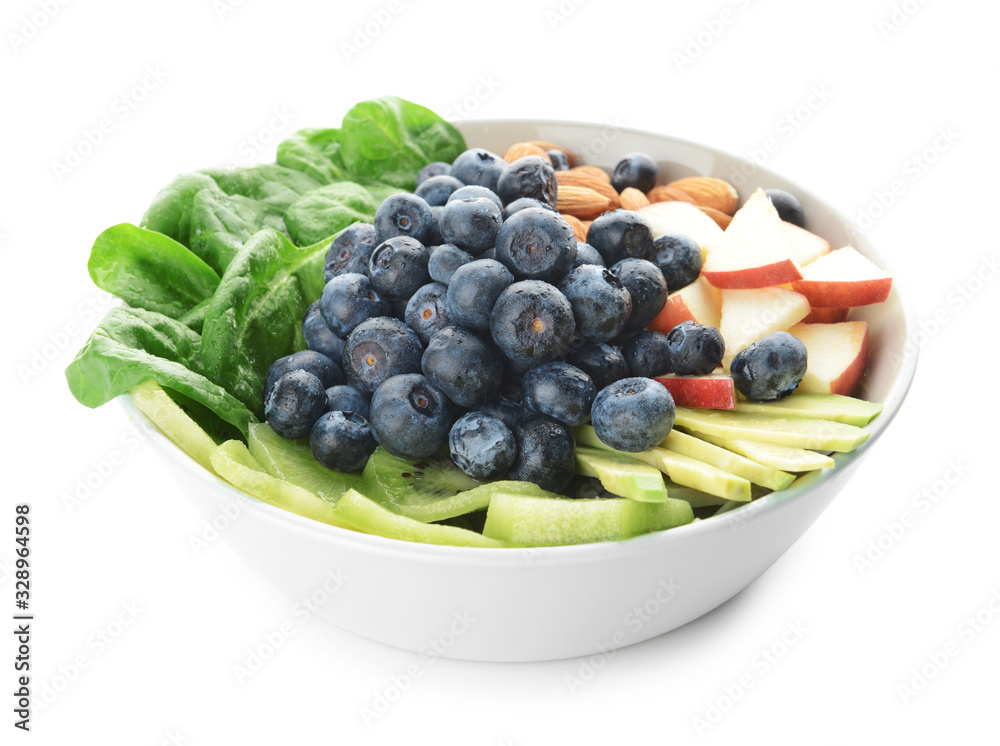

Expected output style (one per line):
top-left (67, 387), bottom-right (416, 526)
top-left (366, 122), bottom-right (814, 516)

top-left (263, 148), bottom-right (728, 493)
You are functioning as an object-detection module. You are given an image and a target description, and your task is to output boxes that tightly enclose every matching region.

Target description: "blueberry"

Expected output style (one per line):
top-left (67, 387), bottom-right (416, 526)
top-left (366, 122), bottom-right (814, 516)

top-left (490, 280), bottom-right (576, 369)
top-left (764, 189), bottom-right (804, 228)
top-left (319, 272), bottom-right (389, 337)
top-left (416, 161), bottom-right (451, 188)
top-left (343, 317), bottom-right (423, 394)
top-left (446, 258), bottom-right (514, 331)
top-left (586, 210), bottom-right (655, 266)
top-left (565, 342), bottom-right (630, 390)
top-left (449, 148), bottom-right (507, 191)
top-left (547, 149), bottom-right (570, 171)
top-left (374, 193), bottom-right (436, 245)
top-left (323, 223), bottom-right (378, 282)
top-left (591, 377), bottom-right (675, 452)
top-left (522, 361), bottom-right (597, 428)
top-left (427, 243), bottom-right (474, 285)
top-left (439, 197), bottom-right (502, 255)
top-left (559, 264), bottom-right (632, 342)
top-left (665, 322), bottom-right (724, 375)
top-left (421, 325), bottom-right (503, 407)
top-left (324, 384), bottom-right (370, 420)
top-left (302, 301), bottom-right (345, 362)
top-left (622, 330), bottom-right (673, 378)
top-left (509, 414), bottom-right (576, 492)
top-left (475, 386), bottom-right (529, 431)
top-left (404, 282), bottom-right (452, 344)
top-left (610, 258), bottom-right (668, 333)
top-left (611, 152), bottom-right (658, 194)
top-left (264, 370), bottom-right (329, 439)
top-left (449, 412), bottom-right (516, 481)
top-left (368, 236), bottom-right (430, 300)
top-left (264, 350), bottom-right (343, 404)
top-left (652, 233), bottom-right (702, 292)
top-left (309, 410), bottom-right (376, 472)
top-left (369, 374), bottom-right (453, 460)
top-left (426, 205), bottom-right (445, 247)
top-left (730, 332), bottom-right (807, 402)
top-left (573, 241), bottom-right (605, 268)
top-left (447, 185), bottom-right (502, 212)
top-left (415, 174), bottom-right (465, 207)
top-left (495, 207), bottom-right (577, 283)
top-left (495, 156), bottom-right (558, 207)
top-left (502, 196), bottom-right (557, 221)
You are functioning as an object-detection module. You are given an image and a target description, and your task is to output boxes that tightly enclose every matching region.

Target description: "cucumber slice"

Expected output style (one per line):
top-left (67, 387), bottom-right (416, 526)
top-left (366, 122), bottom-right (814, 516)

top-left (693, 432), bottom-right (835, 472)
top-left (483, 492), bottom-right (693, 547)
top-left (735, 393), bottom-right (883, 426)
top-left (210, 440), bottom-right (352, 529)
top-left (360, 447), bottom-right (549, 522)
top-left (673, 407), bottom-right (870, 452)
top-left (576, 426), bottom-right (750, 502)
top-left (332, 489), bottom-right (505, 548)
top-left (574, 446), bottom-right (669, 503)
top-left (130, 380), bottom-right (219, 474)
top-left (248, 422), bottom-right (362, 501)
top-left (661, 430), bottom-right (796, 491)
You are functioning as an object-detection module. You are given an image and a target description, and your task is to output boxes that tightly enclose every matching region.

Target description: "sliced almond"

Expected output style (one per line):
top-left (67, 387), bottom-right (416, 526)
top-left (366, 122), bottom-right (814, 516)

top-left (562, 214), bottom-right (588, 242)
top-left (570, 165), bottom-right (611, 184)
top-left (556, 185), bottom-right (612, 220)
top-left (619, 187), bottom-right (651, 212)
top-left (697, 205), bottom-right (733, 229)
top-left (647, 185), bottom-right (697, 204)
top-left (666, 177), bottom-right (740, 215)
top-left (556, 170), bottom-right (620, 211)
top-left (504, 142), bottom-right (551, 164)
top-left (528, 141), bottom-right (576, 167)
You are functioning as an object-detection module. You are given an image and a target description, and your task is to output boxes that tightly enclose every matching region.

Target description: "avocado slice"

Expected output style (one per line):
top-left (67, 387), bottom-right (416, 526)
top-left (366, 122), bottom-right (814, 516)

top-left (574, 445), bottom-right (669, 503)
top-left (673, 407), bottom-right (870, 452)
top-left (734, 393), bottom-right (883, 427)
top-left (661, 430), bottom-right (796, 491)
top-left (693, 432), bottom-right (835, 472)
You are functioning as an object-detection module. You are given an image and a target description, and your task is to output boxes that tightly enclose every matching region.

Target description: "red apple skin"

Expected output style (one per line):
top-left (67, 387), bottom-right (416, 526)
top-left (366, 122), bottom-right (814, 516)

top-left (802, 307), bottom-right (850, 324)
top-left (828, 326), bottom-right (870, 396)
top-left (654, 376), bottom-right (736, 410)
top-left (648, 296), bottom-right (694, 334)
top-left (792, 277), bottom-right (892, 307)
top-left (703, 259), bottom-right (804, 289)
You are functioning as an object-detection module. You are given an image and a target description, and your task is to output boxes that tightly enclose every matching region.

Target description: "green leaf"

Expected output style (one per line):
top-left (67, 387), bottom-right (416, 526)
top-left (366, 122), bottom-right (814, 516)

top-left (199, 164), bottom-right (321, 211)
top-left (339, 96), bottom-right (465, 189)
top-left (140, 172), bottom-right (219, 246)
top-left (201, 228), bottom-right (332, 418)
top-left (65, 307), bottom-right (256, 438)
top-left (283, 182), bottom-right (377, 247)
top-left (87, 223), bottom-right (220, 319)
top-left (178, 296), bottom-right (211, 334)
top-left (276, 128), bottom-right (349, 184)
top-left (188, 189), bottom-right (287, 275)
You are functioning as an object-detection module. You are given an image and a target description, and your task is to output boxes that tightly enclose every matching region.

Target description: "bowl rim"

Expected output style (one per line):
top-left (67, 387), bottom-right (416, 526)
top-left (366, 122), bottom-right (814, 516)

top-left (124, 117), bottom-right (920, 561)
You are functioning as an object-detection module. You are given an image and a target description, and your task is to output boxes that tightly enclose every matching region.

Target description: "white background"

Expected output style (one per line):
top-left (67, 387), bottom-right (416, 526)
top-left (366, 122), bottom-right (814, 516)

top-left (3, 0), bottom-right (999, 742)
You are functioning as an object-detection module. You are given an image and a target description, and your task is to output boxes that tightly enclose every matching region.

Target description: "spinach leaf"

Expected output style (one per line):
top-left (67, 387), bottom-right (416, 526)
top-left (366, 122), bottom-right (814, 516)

top-left (188, 189), bottom-right (287, 275)
top-left (201, 228), bottom-right (332, 418)
top-left (179, 296), bottom-right (211, 334)
top-left (283, 182), bottom-right (377, 247)
top-left (339, 97), bottom-right (465, 189)
top-left (65, 307), bottom-right (256, 438)
top-left (276, 128), bottom-right (349, 185)
top-left (199, 164), bottom-right (321, 211)
top-left (364, 184), bottom-right (409, 203)
top-left (87, 223), bottom-right (220, 319)
top-left (140, 172), bottom-right (219, 246)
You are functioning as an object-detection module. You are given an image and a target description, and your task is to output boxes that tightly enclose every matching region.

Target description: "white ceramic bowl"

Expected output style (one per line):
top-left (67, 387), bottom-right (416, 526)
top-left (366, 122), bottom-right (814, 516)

top-left (123, 120), bottom-right (917, 662)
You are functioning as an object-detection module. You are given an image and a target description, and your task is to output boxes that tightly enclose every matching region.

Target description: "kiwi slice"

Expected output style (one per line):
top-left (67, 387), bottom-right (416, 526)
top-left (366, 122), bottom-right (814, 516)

top-left (130, 380), bottom-right (219, 474)
top-left (248, 422), bottom-right (362, 502)
top-left (360, 447), bottom-right (550, 523)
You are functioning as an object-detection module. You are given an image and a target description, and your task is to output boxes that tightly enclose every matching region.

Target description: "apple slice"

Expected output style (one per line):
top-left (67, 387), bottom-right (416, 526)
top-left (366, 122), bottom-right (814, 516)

top-left (788, 321), bottom-right (869, 396)
top-left (802, 306), bottom-right (849, 324)
top-left (783, 221), bottom-right (830, 267)
top-left (792, 246), bottom-right (892, 307)
top-left (702, 189), bottom-right (803, 288)
top-left (647, 275), bottom-right (722, 334)
top-left (654, 373), bottom-right (735, 410)
top-left (719, 286), bottom-right (810, 369)
top-left (638, 201), bottom-right (724, 261)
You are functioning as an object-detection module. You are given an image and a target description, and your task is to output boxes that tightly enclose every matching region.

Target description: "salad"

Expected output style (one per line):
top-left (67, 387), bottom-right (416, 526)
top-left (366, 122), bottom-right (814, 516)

top-left (66, 96), bottom-right (889, 548)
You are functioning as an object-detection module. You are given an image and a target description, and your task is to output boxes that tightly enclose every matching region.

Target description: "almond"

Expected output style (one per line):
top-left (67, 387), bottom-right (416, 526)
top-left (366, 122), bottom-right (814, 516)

top-left (562, 214), bottom-right (588, 242)
top-left (556, 170), bottom-right (620, 211)
top-left (697, 205), bottom-right (733, 230)
top-left (556, 185), bottom-right (612, 220)
top-left (504, 142), bottom-right (551, 164)
top-left (580, 220), bottom-right (593, 237)
top-left (647, 185), bottom-right (697, 204)
top-left (570, 165), bottom-right (611, 184)
top-left (528, 140), bottom-right (576, 167)
top-left (619, 187), bottom-right (651, 212)
top-left (666, 176), bottom-right (739, 215)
